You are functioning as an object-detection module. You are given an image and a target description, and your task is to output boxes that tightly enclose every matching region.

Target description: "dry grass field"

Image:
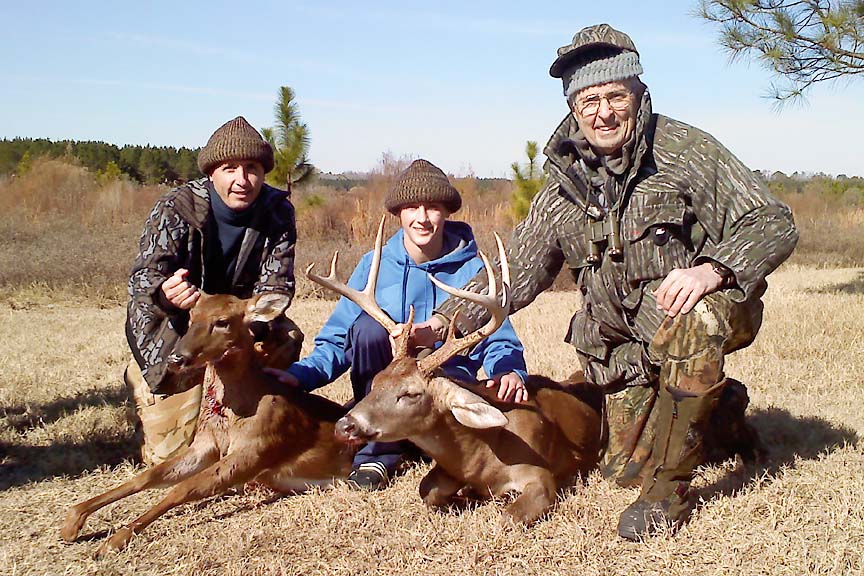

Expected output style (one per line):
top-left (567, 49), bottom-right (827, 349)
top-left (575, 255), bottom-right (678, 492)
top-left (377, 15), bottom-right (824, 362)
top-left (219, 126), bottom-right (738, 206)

top-left (1, 265), bottom-right (863, 575)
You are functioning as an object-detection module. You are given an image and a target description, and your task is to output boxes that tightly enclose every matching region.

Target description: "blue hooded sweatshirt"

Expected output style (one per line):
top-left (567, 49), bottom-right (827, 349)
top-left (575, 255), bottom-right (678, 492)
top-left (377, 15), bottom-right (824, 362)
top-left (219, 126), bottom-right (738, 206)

top-left (288, 221), bottom-right (527, 390)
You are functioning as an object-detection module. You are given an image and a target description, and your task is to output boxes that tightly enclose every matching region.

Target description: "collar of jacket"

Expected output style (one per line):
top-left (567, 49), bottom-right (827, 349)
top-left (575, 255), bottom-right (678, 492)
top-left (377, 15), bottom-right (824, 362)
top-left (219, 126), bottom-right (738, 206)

top-left (169, 177), bottom-right (291, 288)
top-left (543, 89), bottom-right (657, 215)
top-left (172, 177), bottom-right (288, 230)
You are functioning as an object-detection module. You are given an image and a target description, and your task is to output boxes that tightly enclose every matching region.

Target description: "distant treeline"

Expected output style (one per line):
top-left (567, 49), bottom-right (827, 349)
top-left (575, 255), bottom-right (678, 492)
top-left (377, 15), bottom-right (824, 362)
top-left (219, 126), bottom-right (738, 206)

top-left (0, 138), bottom-right (201, 184)
top-left (765, 170), bottom-right (864, 205)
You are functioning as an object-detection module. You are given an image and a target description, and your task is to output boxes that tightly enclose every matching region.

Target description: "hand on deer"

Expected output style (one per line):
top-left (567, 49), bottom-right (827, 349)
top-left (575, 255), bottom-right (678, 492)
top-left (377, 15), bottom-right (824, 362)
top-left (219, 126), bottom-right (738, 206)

top-left (161, 268), bottom-right (200, 310)
top-left (391, 315), bottom-right (447, 350)
top-left (263, 368), bottom-right (301, 389)
top-left (486, 372), bottom-right (529, 403)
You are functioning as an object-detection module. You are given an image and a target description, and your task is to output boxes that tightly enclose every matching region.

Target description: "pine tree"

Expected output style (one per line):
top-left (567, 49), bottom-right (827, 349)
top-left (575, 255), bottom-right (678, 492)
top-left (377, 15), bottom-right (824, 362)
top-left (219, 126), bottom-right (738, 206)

top-left (510, 141), bottom-right (546, 220)
top-left (698, 0), bottom-right (864, 101)
top-left (262, 86), bottom-right (315, 196)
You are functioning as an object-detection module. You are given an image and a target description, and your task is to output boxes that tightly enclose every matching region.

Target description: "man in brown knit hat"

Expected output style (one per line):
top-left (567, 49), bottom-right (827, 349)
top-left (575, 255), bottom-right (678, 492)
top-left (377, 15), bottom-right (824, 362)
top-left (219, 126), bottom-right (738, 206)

top-left (125, 116), bottom-right (301, 466)
top-left (410, 24), bottom-right (798, 539)
top-left (270, 159), bottom-right (528, 490)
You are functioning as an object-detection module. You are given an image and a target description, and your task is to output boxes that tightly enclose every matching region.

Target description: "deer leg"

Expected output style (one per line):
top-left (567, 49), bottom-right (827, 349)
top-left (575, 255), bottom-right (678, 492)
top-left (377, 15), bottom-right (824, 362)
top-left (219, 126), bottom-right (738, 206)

top-left (419, 464), bottom-right (464, 509)
top-left (503, 473), bottom-right (557, 525)
top-left (94, 449), bottom-right (264, 558)
top-left (62, 443), bottom-right (219, 543)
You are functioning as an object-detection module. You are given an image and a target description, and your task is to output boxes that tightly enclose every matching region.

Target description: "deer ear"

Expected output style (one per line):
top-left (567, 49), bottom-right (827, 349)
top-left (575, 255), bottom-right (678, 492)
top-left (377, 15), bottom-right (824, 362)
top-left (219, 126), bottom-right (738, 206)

top-left (444, 383), bottom-right (508, 429)
top-left (247, 293), bottom-right (290, 323)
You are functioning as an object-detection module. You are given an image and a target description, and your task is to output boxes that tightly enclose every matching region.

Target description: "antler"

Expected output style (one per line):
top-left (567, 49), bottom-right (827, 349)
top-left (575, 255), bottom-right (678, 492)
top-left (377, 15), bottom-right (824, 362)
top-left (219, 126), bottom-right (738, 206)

top-left (305, 215), bottom-right (397, 334)
top-left (417, 233), bottom-right (511, 376)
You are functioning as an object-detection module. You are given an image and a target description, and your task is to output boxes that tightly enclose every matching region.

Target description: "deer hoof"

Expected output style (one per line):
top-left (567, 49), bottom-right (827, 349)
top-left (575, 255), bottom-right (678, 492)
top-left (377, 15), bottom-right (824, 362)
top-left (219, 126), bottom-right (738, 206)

top-left (503, 497), bottom-right (546, 526)
top-left (95, 528), bottom-right (133, 559)
top-left (61, 507), bottom-right (85, 542)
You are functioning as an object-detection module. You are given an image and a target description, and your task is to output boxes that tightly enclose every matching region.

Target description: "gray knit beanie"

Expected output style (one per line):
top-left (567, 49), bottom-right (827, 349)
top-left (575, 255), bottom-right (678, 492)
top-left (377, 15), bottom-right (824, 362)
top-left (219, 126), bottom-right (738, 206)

top-left (549, 24), bottom-right (643, 98)
top-left (384, 159), bottom-right (462, 215)
top-left (197, 116), bottom-right (275, 175)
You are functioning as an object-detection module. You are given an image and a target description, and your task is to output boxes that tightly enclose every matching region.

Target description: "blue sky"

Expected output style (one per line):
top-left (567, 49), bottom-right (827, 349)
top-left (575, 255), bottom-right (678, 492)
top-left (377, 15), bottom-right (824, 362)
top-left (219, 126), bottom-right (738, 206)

top-left (2, 1), bottom-right (862, 177)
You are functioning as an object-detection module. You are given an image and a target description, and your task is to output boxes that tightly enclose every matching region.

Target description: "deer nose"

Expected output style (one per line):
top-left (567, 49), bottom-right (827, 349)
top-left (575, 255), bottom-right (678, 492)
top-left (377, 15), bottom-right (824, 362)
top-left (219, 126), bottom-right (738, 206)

top-left (335, 416), bottom-right (357, 443)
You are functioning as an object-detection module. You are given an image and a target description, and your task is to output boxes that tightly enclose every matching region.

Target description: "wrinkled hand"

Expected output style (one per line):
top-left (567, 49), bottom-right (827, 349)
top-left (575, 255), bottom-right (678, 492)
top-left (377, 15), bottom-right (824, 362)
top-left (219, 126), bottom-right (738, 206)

top-left (161, 268), bottom-right (200, 310)
top-left (263, 367), bottom-right (301, 388)
top-left (486, 372), bottom-right (528, 403)
top-left (653, 263), bottom-right (724, 318)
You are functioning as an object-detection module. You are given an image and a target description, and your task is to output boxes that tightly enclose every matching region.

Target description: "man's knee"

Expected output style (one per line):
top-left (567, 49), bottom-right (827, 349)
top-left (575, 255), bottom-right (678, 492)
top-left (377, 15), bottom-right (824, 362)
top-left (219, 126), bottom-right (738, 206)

top-left (648, 289), bottom-right (762, 364)
top-left (648, 296), bottom-right (733, 364)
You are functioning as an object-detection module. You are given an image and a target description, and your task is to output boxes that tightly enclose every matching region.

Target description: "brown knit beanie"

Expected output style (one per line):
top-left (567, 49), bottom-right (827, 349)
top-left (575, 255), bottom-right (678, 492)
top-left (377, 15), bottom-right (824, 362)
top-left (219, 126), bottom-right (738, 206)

top-left (197, 116), bottom-right (275, 175)
top-left (384, 159), bottom-right (462, 215)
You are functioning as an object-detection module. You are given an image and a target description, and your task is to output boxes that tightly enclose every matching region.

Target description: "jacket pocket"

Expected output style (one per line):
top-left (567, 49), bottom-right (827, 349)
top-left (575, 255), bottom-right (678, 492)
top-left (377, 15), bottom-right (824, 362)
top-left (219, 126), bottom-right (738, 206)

top-left (566, 306), bottom-right (609, 360)
top-left (557, 220), bottom-right (593, 270)
top-left (622, 201), bottom-right (694, 291)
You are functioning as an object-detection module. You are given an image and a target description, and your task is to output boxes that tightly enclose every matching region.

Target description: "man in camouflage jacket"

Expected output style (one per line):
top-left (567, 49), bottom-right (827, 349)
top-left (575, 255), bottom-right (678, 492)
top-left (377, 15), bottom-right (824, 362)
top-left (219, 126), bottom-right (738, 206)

top-left (418, 24), bottom-right (798, 539)
top-left (125, 116), bottom-right (299, 465)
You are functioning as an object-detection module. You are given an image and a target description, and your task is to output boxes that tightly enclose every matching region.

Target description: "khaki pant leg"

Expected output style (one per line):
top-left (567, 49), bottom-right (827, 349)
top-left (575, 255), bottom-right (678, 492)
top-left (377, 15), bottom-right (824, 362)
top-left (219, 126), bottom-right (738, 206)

top-left (124, 360), bottom-right (202, 467)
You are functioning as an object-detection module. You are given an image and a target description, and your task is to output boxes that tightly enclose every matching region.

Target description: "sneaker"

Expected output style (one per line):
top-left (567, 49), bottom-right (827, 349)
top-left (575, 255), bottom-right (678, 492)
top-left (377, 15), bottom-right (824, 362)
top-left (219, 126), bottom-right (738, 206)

top-left (347, 462), bottom-right (389, 490)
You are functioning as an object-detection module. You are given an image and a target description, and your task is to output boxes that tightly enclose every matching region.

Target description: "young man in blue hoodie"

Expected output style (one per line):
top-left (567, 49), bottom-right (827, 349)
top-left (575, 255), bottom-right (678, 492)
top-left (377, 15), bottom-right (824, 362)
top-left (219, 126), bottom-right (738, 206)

top-left (272, 159), bottom-right (528, 489)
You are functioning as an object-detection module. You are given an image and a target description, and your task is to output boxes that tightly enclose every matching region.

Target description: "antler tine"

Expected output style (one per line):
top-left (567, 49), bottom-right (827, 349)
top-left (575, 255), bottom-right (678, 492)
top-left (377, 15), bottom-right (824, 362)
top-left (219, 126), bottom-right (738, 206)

top-left (306, 215), bottom-right (397, 333)
top-left (393, 305), bottom-right (415, 359)
top-left (417, 233), bottom-right (511, 376)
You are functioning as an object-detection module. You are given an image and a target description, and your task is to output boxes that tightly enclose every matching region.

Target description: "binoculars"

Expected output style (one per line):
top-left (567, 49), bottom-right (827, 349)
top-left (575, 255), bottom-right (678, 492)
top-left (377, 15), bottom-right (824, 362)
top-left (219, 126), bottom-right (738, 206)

top-left (586, 217), bottom-right (623, 265)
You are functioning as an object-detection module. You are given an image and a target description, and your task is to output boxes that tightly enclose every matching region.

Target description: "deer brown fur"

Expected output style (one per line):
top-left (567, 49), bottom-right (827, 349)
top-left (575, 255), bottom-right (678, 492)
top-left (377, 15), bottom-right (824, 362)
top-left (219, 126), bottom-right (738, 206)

top-left (311, 219), bottom-right (605, 524)
top-left (61, 293), bottom-right (353, 557)
top-left (336, 364), bottom-right (603, 524)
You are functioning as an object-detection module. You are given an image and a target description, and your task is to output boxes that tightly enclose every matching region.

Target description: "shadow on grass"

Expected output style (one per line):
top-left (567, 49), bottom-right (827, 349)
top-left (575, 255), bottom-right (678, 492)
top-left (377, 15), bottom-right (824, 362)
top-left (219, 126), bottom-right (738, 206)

top-left (0, 386), bottom-right (139, 491)
top-left (0, 437), bottom-right (139, 491)
top-left (1, 387), bottom-right (129, 432)
top-left (697, 406), bottom-right (859, 501)
top-left (807, 270), bottom-right (864, 295)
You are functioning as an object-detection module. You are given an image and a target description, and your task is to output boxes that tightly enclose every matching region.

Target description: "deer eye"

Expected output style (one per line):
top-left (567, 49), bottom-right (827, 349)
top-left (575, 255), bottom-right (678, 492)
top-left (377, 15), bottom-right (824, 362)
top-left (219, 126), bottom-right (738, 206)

top-left (212, 318), bottom-right (231, 331)
top-left (397, 391), bottom-right (423, 403)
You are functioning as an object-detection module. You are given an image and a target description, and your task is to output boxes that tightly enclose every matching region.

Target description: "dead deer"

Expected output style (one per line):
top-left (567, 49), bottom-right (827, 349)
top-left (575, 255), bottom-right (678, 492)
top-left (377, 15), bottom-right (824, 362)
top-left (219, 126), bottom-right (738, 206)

top-left (61, 293), bottom-right (353, 557)
top-left (308, 220), bottom-right (604, 525)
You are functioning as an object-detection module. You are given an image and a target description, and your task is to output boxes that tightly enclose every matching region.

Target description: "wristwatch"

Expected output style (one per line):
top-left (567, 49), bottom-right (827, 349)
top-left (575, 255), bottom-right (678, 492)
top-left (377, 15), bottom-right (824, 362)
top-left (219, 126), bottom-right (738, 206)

top-left (710, 261), bottom-right (735, 288)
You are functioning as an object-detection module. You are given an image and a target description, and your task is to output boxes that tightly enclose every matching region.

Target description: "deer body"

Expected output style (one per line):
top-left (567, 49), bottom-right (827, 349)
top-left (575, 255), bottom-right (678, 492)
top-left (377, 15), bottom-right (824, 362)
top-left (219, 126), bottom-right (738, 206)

top-left (337, 362), bottom-right (603, 524)
top-left (62, 293), bottom-right (352, 557)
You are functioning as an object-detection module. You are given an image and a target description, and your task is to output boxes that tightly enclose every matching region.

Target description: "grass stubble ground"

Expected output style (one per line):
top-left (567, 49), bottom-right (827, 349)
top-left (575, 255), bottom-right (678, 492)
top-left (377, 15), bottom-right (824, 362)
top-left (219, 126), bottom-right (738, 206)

top-left (0, 266), bottom-right (863, 576)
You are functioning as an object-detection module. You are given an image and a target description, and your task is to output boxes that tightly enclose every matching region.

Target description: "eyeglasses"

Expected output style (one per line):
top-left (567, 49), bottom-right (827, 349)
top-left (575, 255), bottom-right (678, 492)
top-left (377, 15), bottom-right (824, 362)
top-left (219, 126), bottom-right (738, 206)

top-left (574, 91), bottom-right (633, 117)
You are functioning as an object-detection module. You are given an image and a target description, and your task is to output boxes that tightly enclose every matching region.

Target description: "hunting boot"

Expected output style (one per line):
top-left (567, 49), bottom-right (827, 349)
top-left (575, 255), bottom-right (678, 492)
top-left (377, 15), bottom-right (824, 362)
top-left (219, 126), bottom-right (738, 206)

top-left (616, 380), bottom-right (724, 541)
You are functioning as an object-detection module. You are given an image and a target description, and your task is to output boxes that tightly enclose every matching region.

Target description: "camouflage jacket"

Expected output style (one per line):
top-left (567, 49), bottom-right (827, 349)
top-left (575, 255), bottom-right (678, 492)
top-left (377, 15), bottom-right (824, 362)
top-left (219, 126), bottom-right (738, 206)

top-left (126, 178), bottom-right (297, 394)
top-left (440, 101), bottom-right (798, 386)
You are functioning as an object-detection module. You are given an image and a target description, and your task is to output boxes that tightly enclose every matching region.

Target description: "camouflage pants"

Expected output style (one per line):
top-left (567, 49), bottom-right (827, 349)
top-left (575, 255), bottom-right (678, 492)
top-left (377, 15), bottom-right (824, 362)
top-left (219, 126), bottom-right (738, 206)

top-left (593, 282), bottom-right (763, 486)
top-left (125, 315), bottom-right (304, 467)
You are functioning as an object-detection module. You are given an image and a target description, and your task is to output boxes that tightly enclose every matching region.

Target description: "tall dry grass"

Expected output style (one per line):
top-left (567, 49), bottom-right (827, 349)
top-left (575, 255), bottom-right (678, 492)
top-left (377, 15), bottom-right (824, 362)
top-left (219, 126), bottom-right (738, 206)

top-left (0, 158), bottom-right (162, 305)
top-left (2, 158), bottom-right (860, 308)
top-left (1, 267), bottom-right (862, 575)
top-left (777, 191), bottom-right (864, 267)
top-left (0, 156), bottom-right (518, 304)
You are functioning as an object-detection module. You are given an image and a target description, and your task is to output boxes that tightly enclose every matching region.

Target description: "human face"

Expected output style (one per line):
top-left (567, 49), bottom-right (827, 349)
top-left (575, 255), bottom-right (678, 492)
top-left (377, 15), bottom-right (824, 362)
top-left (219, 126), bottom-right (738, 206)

top-left (571, 79), bottom-right (639, 156)
top-left (399, 202), bottom-right (450, 262)
top-left (209, 160), bottom-right (265, 211)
